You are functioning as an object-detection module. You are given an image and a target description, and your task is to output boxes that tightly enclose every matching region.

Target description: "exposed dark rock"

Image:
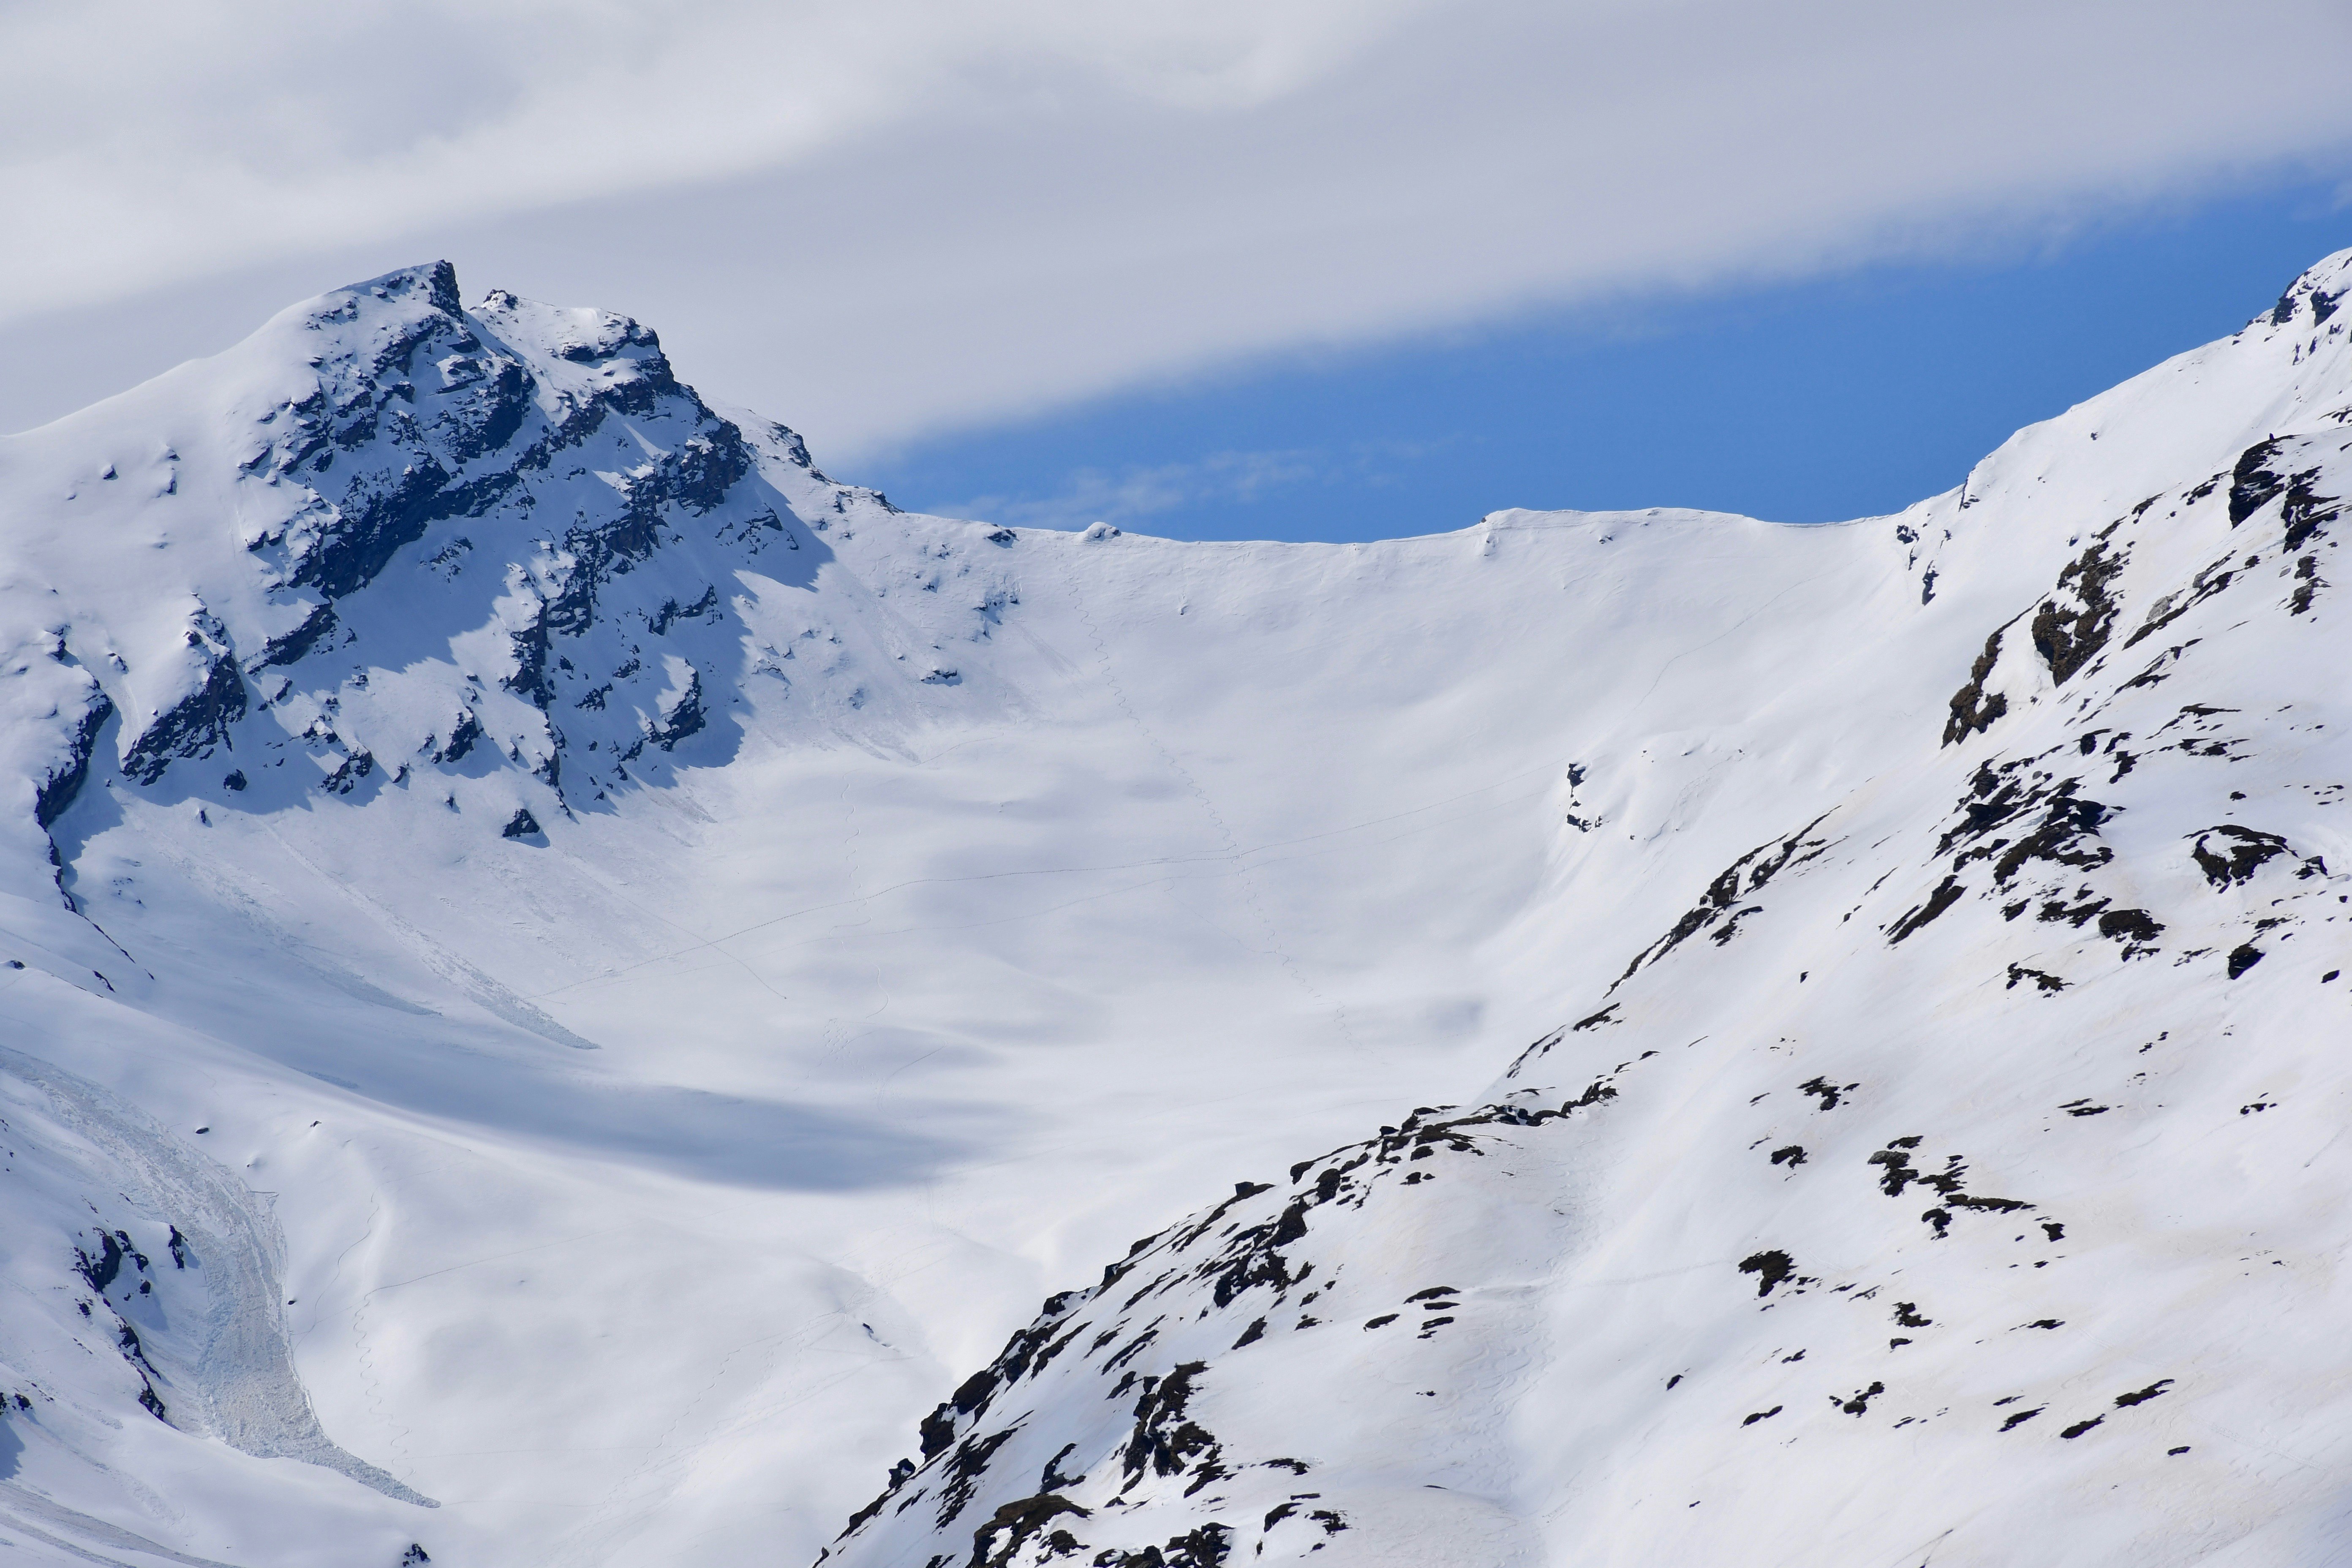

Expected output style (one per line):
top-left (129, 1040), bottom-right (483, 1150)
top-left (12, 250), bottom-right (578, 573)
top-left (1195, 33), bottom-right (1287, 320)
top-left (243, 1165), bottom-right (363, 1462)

top-left (1122, 1361), bottom-right (1219, 1484)
top-left (2125, 556), bottom-right (2235, 649)
top-left (319, 749), bottom-right (374, 795)
top-left (2028, 538), bottom-right (2125, 685)
top-left (74, 1230), bottom-right (132, 1294)
top-left (648, 587), bottom-right (718, 636)
top-left (2282, 481), bottom-right (2341, 552)
top-left (936, 1428), bottom-right (1022, 1527)
top-left (2190, 825), bottom-right (2291, 888)
top-left (2228, 438), bottom-right (2343, 549)
top-left (1092, 1523), bottom-right (1233, 1568)
top-left (1887, 875), bottom-right (1965, 942)
top-left (248, 602), bottom-right (338, 670)
top-left (1835, 1380), bottom-right (1885, 1416)
top-left (125, 655), bottom-right (246, 784)
top-left (1938, 765), bottom-right (2115, 892)
top-left (967, 1493), bottom-right (1089, 1568)
top-left (642, 668), bottom-right (706, 751)
top-left (2290, 555), bottom-right (2325, 615)
top-left (1797, 1078), bottom-right (1856, 1111)
top-left (35, 690), bottom-right (113, 827)
top-left (2095, 908), bottom-right (2163, 944)
top-left (1615, 814), bottom-right (1832, 986)
top-left (505, 614), bottom-right (555, 709)
top-left (1737, 1250), bottom-right (1795, 1298)
top-left (2230, 439), bottom-right (2296, 525)
top-left (1944, 628), bottom-right (2011, 745)
top-left (432, 711), bottom-right (483, 765)
top-left (1946, 1194), bottom-right (2033, 1214)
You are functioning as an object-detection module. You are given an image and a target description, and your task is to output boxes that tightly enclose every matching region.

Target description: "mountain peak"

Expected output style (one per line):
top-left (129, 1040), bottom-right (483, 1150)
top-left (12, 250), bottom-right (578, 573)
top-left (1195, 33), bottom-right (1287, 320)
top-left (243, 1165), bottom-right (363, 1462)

top-left (264, 260), bottom-right (465, 328)
top-left (0, 264), bottom-right (886, 905)
top-left (2261, 245), bottom-right (2352, 332)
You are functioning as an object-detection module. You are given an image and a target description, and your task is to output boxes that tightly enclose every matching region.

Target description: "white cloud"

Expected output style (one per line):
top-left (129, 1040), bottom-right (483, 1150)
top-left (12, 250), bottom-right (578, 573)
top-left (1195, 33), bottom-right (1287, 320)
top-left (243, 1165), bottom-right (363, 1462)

top-left (8, 1), bottom-right (2352, 451)
top-left (934, 449), bottom-right (1328, 533)
top-left (1, 0), bottom-right (1429, 313)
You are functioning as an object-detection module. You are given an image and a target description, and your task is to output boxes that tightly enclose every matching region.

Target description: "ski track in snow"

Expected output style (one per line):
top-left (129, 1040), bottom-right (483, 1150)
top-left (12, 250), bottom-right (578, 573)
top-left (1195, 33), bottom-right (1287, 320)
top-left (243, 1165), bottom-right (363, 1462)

top-left (1064, 557), bottom-right (1360, 1053)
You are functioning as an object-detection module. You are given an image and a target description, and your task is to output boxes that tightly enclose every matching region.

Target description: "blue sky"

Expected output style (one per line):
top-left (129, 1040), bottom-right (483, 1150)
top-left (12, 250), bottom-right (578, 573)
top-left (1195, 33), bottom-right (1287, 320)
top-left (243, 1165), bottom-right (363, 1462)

top-left (8, 3), bottom-right (2352, 546)
top-left (860, 180), bottom-right (2352, 542)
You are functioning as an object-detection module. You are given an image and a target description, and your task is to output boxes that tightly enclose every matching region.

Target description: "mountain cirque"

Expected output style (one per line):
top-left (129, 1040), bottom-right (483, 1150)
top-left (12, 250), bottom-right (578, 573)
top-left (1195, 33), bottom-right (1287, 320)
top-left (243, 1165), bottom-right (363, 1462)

top-left (0, 253), bottom-right (2347, 1567)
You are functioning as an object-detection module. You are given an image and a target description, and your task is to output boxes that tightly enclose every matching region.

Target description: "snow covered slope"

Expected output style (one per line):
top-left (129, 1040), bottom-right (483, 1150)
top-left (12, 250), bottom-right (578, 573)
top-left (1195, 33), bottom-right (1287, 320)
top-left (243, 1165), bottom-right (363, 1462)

top-left (0, 251), bottom-right (2347, 1567)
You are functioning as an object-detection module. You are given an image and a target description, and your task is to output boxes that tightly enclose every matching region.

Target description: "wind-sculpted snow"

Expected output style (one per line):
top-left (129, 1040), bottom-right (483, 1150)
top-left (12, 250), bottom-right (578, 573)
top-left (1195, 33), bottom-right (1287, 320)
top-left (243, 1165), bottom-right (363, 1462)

top-left (0, 251), bottom-right (2347, 1565)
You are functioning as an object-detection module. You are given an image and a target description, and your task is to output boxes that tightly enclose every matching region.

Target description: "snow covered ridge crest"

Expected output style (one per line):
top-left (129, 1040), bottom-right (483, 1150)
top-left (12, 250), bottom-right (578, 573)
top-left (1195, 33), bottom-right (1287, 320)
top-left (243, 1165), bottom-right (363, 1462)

top-left (812, 251), bottom-right (2352, 1568)
top-left (0, 246), bottom-right (2349, 1567)
top-left (0, 259), bottom-right (939, 892)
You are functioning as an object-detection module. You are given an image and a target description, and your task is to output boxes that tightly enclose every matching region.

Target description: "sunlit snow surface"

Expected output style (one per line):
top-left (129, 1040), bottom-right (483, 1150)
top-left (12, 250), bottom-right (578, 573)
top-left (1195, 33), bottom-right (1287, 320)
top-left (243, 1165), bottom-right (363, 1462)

top-left (0, 255), bottom-right (2348, 1567)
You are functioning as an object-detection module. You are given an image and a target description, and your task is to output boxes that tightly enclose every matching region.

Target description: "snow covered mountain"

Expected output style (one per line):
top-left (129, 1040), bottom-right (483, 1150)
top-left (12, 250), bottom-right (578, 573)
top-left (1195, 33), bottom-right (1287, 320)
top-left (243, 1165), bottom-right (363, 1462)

top-left (0, 250), bottom-right (2347, 1567)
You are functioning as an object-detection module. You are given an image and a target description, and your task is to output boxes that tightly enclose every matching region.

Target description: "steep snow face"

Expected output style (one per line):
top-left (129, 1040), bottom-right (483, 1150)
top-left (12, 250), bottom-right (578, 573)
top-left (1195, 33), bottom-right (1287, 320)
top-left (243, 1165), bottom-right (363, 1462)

top-left (0, 251), bottom-right (2345, 1567)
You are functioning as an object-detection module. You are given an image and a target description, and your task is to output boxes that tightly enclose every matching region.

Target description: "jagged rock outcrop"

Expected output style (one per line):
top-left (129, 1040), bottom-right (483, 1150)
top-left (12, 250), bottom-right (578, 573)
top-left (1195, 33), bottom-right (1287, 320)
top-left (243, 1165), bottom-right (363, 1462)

top-left (0, 260), bottom-right (944, 893)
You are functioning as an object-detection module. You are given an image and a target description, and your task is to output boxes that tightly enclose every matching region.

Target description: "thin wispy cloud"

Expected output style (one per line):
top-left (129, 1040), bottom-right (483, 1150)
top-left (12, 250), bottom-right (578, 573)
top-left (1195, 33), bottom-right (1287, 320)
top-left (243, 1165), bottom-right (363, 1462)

top-left (939, 450), bottom-right (1326, 534)
top-left (927, 436), bottom-right (1473, 534)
